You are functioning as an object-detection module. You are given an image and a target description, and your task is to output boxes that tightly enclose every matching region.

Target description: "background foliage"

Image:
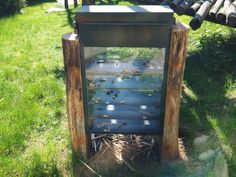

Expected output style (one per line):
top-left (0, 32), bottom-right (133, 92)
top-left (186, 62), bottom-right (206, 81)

top-left (0, 0), bottom-right (28, 15)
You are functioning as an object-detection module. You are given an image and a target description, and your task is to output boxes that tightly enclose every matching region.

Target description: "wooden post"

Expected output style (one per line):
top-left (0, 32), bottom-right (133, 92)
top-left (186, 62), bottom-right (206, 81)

top-left (62, 33), bottom-right (90, 158)
top-left (162, 23), bottom-right (189, 161)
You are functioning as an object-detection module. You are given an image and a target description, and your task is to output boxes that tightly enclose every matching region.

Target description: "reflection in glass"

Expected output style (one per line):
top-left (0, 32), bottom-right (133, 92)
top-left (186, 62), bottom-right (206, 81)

top-left (84, 47), bottom-right (166, 133)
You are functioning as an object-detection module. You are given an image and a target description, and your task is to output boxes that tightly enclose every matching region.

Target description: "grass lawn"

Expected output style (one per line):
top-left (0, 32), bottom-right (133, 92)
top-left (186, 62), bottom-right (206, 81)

top-left (0, 1), bottom-right (73, 176)
top-left (0, 1), bottom-right (236, 176)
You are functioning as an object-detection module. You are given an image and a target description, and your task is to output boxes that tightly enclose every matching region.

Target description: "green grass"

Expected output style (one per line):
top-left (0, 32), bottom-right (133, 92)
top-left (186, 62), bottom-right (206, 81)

top-left (177, 16), bottom-right (236, 176)
top-left (0, 1), bottom-right (236, 177)
top-left (0, 2), bottom-right (74, 176)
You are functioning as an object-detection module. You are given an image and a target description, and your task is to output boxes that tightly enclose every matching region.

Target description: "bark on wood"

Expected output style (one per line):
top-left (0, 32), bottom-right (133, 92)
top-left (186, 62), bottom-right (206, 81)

top-left (162, 23), bottom-right (189, 161)
top-left (175, 0), bottom-right (195, 15)
top-left (209, 0), bottom-right (224, 19)
top-left (170, 0), bottom-right (185, 10)
top-left (186, 2), bottom-right (203, 16)
top-left (62, 33), bottom-right (90, 158)
top-left (226, 1), bottom-right (236, 27)
top-left (189, 0), bottom-right (216, 30)
top-left (216, 0), bottom-right (232, 24)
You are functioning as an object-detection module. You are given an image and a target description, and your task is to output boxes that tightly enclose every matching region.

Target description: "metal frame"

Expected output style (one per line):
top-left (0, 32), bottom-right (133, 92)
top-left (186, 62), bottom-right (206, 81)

top-left (80, 44), bottom-right (170, 134)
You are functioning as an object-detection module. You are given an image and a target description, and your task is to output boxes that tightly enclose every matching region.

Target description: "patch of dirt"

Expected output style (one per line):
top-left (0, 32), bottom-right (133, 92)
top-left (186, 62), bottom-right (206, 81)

top-left (73, 133), bottom-right (226, 177)
top-left (75, 134), bottom-right (160, 177)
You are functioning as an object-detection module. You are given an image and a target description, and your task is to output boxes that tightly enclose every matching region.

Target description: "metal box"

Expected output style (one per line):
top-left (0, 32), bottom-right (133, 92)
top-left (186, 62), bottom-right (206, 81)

top-left (76, 5), bottom-right (174, 134)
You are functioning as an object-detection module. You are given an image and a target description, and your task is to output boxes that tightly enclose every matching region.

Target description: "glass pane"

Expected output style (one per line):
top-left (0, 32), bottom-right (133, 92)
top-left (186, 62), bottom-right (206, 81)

top-left (84, 47), bottom-right (166, 133)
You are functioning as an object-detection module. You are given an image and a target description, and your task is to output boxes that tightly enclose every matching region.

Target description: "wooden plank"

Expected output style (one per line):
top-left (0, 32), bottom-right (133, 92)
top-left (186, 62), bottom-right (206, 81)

top-left (162, 23), bottom-right (189, 161)
top-left (62, 33), bottom-right (90, 158)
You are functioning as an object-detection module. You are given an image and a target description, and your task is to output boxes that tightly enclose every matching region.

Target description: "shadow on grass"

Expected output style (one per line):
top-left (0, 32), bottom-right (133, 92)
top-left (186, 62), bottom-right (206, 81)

top-left (181, 30), bottom-right (236, 134)
top-left (180, 30), bottom-right (236, 176)
top-left (53, 67), bottom-right (65, 80)
top-left (0, 0), bottom-right (59, 18)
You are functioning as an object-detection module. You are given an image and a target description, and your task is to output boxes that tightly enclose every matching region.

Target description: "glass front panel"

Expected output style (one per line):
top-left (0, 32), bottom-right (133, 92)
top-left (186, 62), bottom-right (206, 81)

top-left (84, 47), bottom-right (166, 134)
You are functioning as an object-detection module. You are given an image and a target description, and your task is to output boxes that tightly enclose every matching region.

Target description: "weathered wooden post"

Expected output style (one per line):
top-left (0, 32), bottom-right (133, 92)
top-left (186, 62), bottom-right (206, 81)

top-left (162, 23), bottom-right (189, 161)
top-left (62, 33), bottom-right (90, 158)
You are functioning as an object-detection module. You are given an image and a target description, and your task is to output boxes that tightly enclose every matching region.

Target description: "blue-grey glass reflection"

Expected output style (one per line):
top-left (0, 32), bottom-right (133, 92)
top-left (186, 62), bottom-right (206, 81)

top-left (84, 47), bottom-right (166, 133)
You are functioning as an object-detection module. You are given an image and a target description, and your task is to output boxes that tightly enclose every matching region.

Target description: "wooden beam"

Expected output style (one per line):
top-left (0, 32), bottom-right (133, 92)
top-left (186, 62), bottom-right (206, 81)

top-left (62, 33), bottom-right (90, 158)
top-left (162, 23), bottom-right (189, 161)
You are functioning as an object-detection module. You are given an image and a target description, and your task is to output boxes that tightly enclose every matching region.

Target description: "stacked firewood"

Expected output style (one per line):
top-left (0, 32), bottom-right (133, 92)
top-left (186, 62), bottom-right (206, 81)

top-left (81, 0), bottom-right (236, 30)
top-left (162, 0), bottom-right (236, 30)
top-left (126, 0), bottom-right (236, 30)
